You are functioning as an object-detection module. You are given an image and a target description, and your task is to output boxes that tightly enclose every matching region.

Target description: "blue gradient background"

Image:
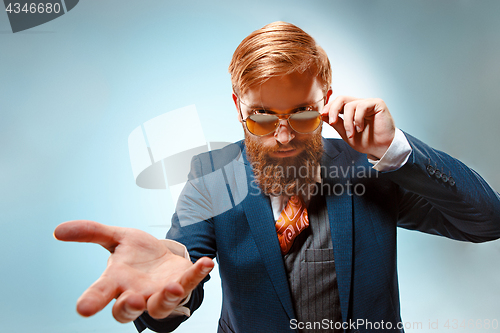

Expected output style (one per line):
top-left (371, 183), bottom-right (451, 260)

top-left (1, 1), bottom-right (499, 332)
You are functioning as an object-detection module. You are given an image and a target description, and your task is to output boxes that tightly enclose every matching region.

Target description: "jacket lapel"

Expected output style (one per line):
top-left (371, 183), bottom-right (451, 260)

top-left (241, 148), bottom-right (296, 321)
top-left (322, 139), bottom-right (353, 323)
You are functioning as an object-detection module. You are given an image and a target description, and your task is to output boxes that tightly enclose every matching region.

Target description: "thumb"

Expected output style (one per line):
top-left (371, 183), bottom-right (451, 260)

top-left (178, 257), bottom-right (214, 292)
top-left (144, 257), bottom-right (214, 319)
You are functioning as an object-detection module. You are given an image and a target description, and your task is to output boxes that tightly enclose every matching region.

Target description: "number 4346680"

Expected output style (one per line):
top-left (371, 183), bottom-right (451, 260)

top-left (444, 319), bottom-right (498, 330)
top-left (5, 2), bottom-right (61, 14)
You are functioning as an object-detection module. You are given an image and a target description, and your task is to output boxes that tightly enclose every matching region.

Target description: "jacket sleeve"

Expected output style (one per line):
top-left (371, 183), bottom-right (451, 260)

top-left (134, 152), bottom-right (220, 332)
top-left (388, 132), bottom-right (500, 242)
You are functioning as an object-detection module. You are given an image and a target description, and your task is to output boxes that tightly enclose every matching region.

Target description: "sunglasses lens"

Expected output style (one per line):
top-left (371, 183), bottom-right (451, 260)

top-left (246, 114), bottom-right (279, 136)
top-left (289, 111), bottom-right (321, 133)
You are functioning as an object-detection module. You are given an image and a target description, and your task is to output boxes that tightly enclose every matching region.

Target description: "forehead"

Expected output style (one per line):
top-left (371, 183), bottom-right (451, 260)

top-left (242, 71), bottom-right (323, 111)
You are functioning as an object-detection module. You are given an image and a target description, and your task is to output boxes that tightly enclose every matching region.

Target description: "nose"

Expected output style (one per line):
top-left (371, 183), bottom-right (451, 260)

top-left (274, 119), bottom-right (295, 144)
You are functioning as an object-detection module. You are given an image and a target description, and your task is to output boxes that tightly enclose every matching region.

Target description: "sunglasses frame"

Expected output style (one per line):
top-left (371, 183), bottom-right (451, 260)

top-left (237, 95), bottom-right (327, 137)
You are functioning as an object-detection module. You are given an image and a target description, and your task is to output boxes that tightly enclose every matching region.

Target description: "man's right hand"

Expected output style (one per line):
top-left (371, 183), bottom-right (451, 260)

top-left (54, 220), bottom-right (214, 323)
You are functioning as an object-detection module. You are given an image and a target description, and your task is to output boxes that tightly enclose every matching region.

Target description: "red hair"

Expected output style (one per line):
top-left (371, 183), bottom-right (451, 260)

top-left (228, 21), bottom-right (332, 96)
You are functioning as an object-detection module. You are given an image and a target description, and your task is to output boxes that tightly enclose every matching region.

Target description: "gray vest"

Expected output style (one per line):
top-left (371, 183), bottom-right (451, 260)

top-left (283, 192), bottom-right (343, 333)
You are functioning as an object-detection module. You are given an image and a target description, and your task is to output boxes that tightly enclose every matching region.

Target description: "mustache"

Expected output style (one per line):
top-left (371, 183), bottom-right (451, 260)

top-left (261, 140), bottom-right (304, 153)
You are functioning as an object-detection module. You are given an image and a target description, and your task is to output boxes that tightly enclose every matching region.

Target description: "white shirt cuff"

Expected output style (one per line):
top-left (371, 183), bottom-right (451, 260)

top-left (368, 128), bottom-right (412, 172)
top-left (159, 239), bottom-right (192, 317)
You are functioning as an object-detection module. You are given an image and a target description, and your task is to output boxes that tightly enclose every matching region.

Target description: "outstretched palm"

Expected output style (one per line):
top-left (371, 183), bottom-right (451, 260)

top-left (54, 220), bottom-right (213, 323)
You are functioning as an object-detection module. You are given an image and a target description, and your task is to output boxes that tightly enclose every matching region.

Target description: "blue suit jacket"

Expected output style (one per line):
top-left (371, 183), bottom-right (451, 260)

top-left (135, 132), bottom-right (500, 333)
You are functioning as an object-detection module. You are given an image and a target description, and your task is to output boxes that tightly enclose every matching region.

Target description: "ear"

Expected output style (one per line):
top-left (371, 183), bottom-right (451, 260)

top-left (232, 93), bottom-right (243, 123)
top-left (325, 88), bottom-right (333, 104)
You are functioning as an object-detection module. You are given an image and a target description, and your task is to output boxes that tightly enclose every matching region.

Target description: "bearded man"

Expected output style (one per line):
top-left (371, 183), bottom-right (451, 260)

top-left (54, 22), bottom-right (500, 333)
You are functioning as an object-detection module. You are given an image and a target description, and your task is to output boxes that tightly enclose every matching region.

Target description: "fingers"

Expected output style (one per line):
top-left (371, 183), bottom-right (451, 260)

top-left (342, 100), bottom-right (357, 138)
top-left (146, 282), bottom-right (185, 319)
top-left (324, 114), bottom-right (347, 141)
top-left (54, 220), bottom-right (121, 252)
top-left (344, 100), bottom-right (376, 138)
top-left (77, 275), bottom-right (119, 317)
top-left (322, 96), bottom-right (356, 137)
top-left (323, 96), bottom-right (383, 138)
top-left (322, 95), bottom-right (355, 125)
top-left (321, 96), bottom-right (350, 140)
top-left (112, 290), bottom-right (146, 323)
top-left (146, 257), bottom-right (214, 319)
top-left (338, 99), bottom-right (372, 138)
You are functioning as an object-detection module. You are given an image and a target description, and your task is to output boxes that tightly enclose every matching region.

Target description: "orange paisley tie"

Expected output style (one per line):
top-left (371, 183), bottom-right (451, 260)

top-left (275, 195), bottom-right (309, 254)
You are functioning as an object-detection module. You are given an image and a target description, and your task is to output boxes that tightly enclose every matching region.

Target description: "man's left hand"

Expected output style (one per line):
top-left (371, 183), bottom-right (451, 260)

top-left (321, 96), bottom-right (396, 160)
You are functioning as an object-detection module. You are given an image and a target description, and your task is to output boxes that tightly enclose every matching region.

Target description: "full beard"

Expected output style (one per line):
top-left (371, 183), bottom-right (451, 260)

top-left (245, 129), bottom-right (324, 196)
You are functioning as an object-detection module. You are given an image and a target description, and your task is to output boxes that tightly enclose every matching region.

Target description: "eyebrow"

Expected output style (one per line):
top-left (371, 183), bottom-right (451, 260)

top-left (246, 102), bottom-right (318, 113)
